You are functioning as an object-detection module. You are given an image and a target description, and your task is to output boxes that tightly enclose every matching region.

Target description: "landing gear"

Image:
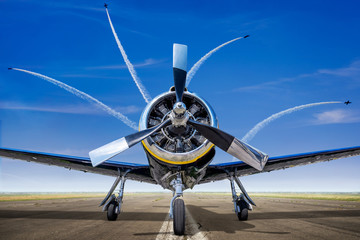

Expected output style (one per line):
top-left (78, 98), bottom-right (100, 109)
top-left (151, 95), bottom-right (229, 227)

top-left (173, 198), bottom-right (185, 235)
top-left (100, 170), bottom-right (130, 221)
top-left (236, 199), bottom-right (248, 221)
top-left (230, 175), bottom-right (254, 221)
top-left (107, 200), bottom-right (119, 221)
top-left (169, 173), bottom-right (185, 235)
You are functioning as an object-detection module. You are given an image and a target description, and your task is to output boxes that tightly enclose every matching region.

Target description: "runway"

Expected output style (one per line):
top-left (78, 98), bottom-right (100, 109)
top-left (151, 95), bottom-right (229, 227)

top-left (0, 193), bottom-right (359, 240)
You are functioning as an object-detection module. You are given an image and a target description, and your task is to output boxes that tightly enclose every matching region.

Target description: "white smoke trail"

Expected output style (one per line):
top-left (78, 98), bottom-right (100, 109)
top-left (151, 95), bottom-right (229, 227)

top-left (12, 68), bottom-right (138, 130)
top-left (241, 101), bottom-right (342, 143)
top-left (105, 8), bottom-right (152, 103)
top-left (186, 36), bottom-right (244, 87)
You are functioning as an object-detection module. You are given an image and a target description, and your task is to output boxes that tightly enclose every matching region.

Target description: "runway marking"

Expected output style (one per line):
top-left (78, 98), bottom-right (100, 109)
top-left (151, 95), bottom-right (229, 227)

top-left (156, 207), bottom-right (208, 240)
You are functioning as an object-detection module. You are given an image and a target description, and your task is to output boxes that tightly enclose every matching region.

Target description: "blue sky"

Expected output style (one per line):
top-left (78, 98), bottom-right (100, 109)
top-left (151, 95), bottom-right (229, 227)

top-left (0, 0), bottom-right (359, 192)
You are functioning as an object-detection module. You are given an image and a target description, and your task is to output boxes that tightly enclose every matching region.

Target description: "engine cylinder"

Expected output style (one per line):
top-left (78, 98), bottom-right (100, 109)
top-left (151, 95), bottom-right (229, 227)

top-left (139, 89), bottom-right (217, 165)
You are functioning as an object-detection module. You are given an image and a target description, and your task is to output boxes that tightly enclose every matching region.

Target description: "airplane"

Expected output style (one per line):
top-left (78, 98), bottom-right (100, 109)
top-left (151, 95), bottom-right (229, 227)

top-left (104, 3), bottom-right (108, 8)
top-left (1, 7), bottom-right (360, 237)
top-left (345, 100), bottom-right (352, 105)
top-left (244, 35), bottom-right (250, 38)
top-left (1, 44), bottom-right (360, 235)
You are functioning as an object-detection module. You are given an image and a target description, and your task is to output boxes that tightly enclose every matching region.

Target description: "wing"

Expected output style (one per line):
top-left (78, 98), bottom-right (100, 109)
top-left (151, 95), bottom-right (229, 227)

top-left (0, 147), bottom-right (156, 184)
top-left (200, 146), bottom-right (360, 184)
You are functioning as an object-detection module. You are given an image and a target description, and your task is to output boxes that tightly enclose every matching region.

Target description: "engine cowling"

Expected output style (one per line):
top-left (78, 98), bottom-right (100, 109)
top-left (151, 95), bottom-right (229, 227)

top-left (139, 88), bottom-right (218, 165)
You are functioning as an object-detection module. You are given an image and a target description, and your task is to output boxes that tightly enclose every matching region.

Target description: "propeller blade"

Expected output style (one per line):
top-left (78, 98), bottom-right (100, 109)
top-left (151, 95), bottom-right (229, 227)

top-left (173, 43), bottom-right (187, 102)
top-left (89, 119), bottom-right (171, 167)
top-left (188, 119), bottom-right (268, 171)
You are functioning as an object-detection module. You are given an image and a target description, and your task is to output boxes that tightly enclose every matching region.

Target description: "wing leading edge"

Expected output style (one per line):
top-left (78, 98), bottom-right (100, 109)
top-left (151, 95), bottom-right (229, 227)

top-left (0, 147), bottom-right (155, 184)
top-left (200, 146), bottom-right (360, 184)
top-left (2, 146), bottom-right (359, 186)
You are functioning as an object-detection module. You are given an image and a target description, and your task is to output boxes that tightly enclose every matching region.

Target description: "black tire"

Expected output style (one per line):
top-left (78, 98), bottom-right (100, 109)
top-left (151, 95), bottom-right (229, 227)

top-left (173, 198), bottom-right (185, 235)
top-left (237, 199), bottom-right (248, 221)
top-left (107, 201), bottom-right (119, 221)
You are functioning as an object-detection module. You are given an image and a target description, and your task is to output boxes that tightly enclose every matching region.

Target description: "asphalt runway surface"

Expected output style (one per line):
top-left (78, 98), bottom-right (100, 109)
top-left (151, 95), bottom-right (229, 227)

top-left (0, 193), bottom-right (359, 240)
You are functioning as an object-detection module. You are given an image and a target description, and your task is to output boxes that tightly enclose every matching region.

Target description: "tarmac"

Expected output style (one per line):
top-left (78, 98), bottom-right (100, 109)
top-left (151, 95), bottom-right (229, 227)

top-left (0, 193), bottom-right (359, 240)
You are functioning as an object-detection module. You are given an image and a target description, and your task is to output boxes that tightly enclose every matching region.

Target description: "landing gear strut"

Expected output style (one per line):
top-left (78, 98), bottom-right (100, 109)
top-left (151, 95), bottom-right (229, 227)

top-left (230, 175), bottom-right (255, 221)
top-left (100, 169), bottom-right (130, 221)
top-left (169, 173), bottom-right (185, 235)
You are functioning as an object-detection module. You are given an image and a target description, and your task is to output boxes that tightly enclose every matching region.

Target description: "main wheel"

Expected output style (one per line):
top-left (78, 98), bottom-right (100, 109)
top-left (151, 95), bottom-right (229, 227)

top-left (107, 201), bottom-right (119, 221)
top-left (173, 198), bottom-right (185, 235)
top-left (237, 199), bottom-right (248, 221)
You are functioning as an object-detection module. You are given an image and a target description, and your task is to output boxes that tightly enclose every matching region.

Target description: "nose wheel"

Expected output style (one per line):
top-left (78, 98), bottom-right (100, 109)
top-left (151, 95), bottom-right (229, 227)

top-left (169, 172), bottom-right (186, 235)
top-left (173, 198), bottom-right (185, 235)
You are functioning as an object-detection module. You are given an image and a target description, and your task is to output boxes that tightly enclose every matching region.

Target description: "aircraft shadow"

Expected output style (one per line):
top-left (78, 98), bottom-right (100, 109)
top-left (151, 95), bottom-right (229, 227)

top-left (184, 205), bottom-right (360, 234)
top-left (1, 206), bottom-right (359, 235)
top-left (251, 209), bottom-right (360, 220)
top-left (0, 210), bottom-right (167, 221)
top-left (136, 205), bottom-right (360, 235)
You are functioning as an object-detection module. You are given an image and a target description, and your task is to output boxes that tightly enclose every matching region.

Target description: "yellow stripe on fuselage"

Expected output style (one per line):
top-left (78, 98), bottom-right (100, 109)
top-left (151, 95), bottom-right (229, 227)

top-left (141, 141), bottom-right (214, 165)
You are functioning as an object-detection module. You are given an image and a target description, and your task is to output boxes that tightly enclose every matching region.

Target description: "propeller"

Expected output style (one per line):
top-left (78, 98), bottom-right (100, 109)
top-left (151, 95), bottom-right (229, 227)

top-left (173, 43), bottom-right (187, 103)
top-left (187, 119), bottom-right (268, 171)
top-left (89, 43), bottom-right (188, 167)
top-left (89, 42), bottom-right (268, 171)
top-left (89, 119), bottom-right (171, 166)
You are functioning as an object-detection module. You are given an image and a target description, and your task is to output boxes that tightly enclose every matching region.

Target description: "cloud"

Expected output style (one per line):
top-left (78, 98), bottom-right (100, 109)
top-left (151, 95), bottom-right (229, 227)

top-left (0, 172), bottom-right (43, 185)
top-left (19, 1), bottom-right (104, 13)
top-left (113, 105), bottom-right (142, 114)
top-left (0, 102), bottom-right (142, 115)
top-left (318, 60), bottom-right (360, 78)
top-left (234, 60), bottom-right (360, 92)
top-left (234, 73), bottom-right (315, 92)
top-left (311, 109), bottom-right (360, 125)
top-left (58, 74), bottom-right (128, 80)
top-left (87, 58), bottom-right (165, 70)
top-left (234, 79), bottom-right (289, 92)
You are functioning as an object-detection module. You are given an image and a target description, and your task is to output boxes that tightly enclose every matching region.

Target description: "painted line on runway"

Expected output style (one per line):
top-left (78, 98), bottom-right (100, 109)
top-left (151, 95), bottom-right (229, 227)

top-left (156, 207), bottom-right (208, 240)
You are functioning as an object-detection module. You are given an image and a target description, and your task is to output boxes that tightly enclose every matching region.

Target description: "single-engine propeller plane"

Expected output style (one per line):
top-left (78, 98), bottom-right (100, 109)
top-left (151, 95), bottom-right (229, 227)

top-left (2, 44), bottom-right (360, 235)
top-left (1, 6), bottom-right (360, 237)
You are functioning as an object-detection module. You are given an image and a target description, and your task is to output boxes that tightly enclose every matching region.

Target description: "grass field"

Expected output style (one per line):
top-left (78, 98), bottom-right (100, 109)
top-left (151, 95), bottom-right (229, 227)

top-left (0, 192), bottom-right (169, 202)
top-left (0, 192), bottom-right (359, 202)
top-left (0, 193), bottom-right (105, 202)
top-left (191, 192), bottom-right (360, 202)
top-left (250, 192), bottom-right (360, 202)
